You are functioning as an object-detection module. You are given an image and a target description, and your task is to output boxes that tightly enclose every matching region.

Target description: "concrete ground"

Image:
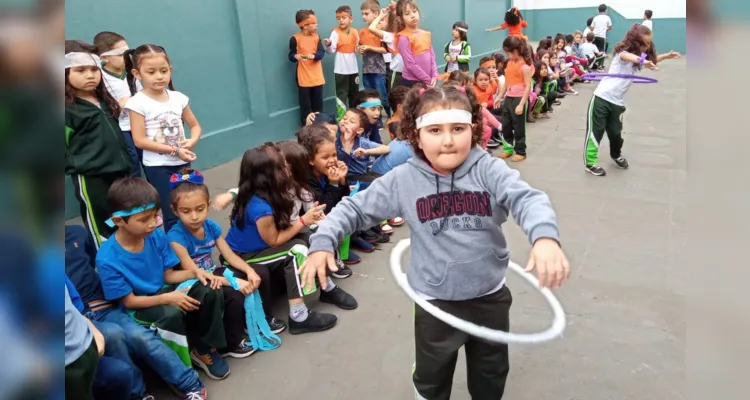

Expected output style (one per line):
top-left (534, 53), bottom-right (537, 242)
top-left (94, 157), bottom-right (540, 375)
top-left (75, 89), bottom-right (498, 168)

top-left (74, 59), bottom-right (686, 399)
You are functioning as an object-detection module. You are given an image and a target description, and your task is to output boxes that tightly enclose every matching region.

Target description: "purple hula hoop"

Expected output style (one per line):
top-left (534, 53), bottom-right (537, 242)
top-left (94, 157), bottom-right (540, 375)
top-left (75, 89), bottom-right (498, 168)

top-left (581, 73), bottom-right (658, 83)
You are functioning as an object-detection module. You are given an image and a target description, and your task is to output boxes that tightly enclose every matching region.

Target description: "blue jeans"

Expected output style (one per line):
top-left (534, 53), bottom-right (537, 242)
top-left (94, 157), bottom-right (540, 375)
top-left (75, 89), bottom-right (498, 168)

top-left (143, 163), bottom-right (189, 232)
top-left (87, 307), bottom-right (202, 394)
top-left (362, 73), bottom-right (391, 117)
top-left (121, 131), bottom-right (143, 178)
top-left (94, 354), bottom-right (136, 400)
top-left (92, 320), bottom-right (146, 399)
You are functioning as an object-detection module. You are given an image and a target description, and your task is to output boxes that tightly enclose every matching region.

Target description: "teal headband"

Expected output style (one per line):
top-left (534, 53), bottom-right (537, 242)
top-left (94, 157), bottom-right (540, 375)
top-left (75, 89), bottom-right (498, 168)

top-left (105, 202), bottom-right (157, 227)
top-left (359, 99), bottom-right (382, 108)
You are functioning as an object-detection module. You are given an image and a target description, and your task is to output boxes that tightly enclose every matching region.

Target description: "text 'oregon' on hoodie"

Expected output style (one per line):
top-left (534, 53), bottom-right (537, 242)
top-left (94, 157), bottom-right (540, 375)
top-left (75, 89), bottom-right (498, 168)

top-left (309, 145), bottom-right (560, 301)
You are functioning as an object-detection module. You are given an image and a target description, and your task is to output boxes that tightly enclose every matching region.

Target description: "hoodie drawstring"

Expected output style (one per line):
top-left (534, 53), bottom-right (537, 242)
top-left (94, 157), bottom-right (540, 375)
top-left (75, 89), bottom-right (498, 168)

top-left (431, 172), bottom-right (456, 236)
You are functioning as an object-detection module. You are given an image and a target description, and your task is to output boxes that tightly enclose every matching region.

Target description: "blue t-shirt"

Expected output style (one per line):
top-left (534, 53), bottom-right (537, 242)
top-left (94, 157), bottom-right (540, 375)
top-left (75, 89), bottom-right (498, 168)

top-left (167, 219), bottom-right (222, 272)
top-left (96, 229), bottom-right (180, 300)
top-left (336, 133), bottom-right (381, 175)
top-left (370, 139), bottom-right (413, 175)
top-left (225, 196), bottom-right (274, 254)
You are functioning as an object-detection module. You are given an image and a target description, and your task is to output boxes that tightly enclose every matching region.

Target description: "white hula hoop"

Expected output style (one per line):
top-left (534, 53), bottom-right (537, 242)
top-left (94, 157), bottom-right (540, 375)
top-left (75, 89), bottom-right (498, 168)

top-left (389, 239), bottom-right (566, 344)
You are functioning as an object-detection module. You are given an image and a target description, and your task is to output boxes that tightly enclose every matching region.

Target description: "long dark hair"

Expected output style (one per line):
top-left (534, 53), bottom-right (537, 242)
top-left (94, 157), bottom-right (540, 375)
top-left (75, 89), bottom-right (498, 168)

top-left (400, 85), bottom-right (483, 162)
top-left (230, 143), bottom-right (294, 231)
top-left (532, 61), bottom-right (549, 85)
top-left (64, 40), bottom-right (121, 119)
top-left (614, 24), bottom-right (657, 69)
top-left (277, 141), bottom-right (314, 204)
top-left (122, 44), bottom-right (176, 95)
top-left (452, 21), bottom-right (468, 41)
top-left (503, 36), bottom-right (533, 66)
top-left (390, 0), bottom-right (419, 32)
top-left (504, 7), bottom-right (523, 26)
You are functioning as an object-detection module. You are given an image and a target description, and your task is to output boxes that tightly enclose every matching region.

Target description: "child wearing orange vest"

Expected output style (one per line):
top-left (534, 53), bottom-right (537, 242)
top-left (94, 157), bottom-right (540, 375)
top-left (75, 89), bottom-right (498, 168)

top-left (394, 0), bottom-right (437, 88)
top-left (290, 10), bottom-right (326, 126)
top-left (486, 7), bottom-right (529, 40)
top-left (325, 5), bottom-right (361, 121)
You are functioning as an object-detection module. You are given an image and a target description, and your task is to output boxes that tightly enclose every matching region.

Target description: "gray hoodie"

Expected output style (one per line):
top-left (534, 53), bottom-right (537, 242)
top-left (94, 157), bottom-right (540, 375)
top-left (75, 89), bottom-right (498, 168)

top-left (309, 146), bottom-right (560, 301)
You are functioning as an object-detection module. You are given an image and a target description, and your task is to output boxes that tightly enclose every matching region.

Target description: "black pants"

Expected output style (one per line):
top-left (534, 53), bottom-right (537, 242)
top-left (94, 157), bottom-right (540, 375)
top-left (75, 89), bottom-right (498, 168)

top-left (70, 171), bottom-right (128, 250)
top-left (209, 268), bottom-right (247, 350)
top-left (500, 96), bottom-right (528, 155)
top-left (221, 236), bottom-right (310, 318)
top-left (65, 338), bottom-right (99, 400)
top-left (298, 85), bottom-right (324, 126)
top-left (385, 63), bottom-right (392, 96)
top-left (543, 90), bottom-right (558, 113)
top-left (584, 95), bottom-right (626, 166)
top-left (593, 36), bottom-right (606, 53)
top-left (413, 286), bottom-right (513, 400)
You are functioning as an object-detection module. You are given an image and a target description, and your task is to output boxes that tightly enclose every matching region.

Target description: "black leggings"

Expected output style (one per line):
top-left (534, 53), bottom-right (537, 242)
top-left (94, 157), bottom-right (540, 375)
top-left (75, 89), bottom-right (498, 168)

top-left (298, 85), bottom-right (323, 126)
top-left (221, 235), bottom-right (310, 318)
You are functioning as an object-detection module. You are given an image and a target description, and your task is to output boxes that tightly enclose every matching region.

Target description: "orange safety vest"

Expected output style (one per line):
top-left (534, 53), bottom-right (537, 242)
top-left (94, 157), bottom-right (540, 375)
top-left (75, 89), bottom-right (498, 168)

top-left (293, 33), bottom-right (325, 87)
top-left (333, 27), bottom-right (358, 53)
top-left (359, 28), bottom-right (382, 48)
top-left (395, 28), bottom-right (432, 56)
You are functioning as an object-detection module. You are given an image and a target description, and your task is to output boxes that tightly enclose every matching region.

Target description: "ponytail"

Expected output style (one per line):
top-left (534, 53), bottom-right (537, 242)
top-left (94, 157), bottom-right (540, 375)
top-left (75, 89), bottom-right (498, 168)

top-left (123, 48), bottom-right (137, 95)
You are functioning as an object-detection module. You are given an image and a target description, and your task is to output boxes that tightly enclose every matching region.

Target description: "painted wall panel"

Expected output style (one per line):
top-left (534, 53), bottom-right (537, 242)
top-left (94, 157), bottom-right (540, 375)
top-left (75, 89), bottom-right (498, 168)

top-left (64, 0), bottom-right (507, 218)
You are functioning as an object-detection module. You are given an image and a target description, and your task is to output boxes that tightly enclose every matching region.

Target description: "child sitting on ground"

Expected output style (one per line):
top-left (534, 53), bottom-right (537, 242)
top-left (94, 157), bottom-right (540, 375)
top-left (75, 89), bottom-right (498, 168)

top-left (354, 89), bottom-right (386, 143)
top-left (337, 108), bottom-right (390, 188)
top-left (167, 168), bottom-right (272, 340)
top-left (65, 225), bottom-right (206, 399)
top-left (223, 143), bottom-right (358, 335)
top-left (96, 177), bottom-right (237, 380)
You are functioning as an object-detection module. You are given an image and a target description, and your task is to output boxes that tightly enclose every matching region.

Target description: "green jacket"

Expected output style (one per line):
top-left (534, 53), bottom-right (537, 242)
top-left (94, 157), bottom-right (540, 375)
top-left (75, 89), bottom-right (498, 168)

top-left (443, 40), bottom-right (471, 72)
top-left (65, 98), bottom-right (132, 176)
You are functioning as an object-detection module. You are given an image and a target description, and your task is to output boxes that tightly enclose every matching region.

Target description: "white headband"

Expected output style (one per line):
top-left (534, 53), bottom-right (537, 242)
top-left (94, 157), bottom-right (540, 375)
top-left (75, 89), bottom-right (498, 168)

top-left (100, 45), bottom-right (129, 57)
top-left (416, 109), bottom-right (473, 129)
top-left (65, 52), bottom-right (101, 69)
top-left (456, 27), bottom-right (468, 33)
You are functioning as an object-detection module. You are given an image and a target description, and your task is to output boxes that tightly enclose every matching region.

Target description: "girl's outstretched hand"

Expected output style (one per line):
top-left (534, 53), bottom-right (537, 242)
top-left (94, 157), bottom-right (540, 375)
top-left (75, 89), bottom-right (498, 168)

top-left (644, 60), bottom-right (658, 71)
top-left (211, 192), bottom-right (235, 211)
top-left (301, 202), bottom-right (327, 225)
top-left (525, 238), bottom-right (570, 289)
top-left (301, 251), bottom-right (338, 293)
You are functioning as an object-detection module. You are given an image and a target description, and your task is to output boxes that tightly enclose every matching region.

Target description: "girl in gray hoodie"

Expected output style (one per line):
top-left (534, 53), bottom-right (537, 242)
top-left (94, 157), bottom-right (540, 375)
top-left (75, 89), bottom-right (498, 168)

top-left (303, 85), bottom-right (570, 399)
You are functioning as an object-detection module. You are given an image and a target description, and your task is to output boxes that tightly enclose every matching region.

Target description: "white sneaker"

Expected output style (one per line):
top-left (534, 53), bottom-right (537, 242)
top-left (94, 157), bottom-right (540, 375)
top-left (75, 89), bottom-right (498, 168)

top-left (380, 223), bottom-right (394, 234)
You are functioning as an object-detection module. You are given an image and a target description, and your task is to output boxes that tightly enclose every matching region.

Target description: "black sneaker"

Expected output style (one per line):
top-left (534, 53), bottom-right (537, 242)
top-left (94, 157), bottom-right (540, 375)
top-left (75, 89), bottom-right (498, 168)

top-left (613, 156), bottom-right (629, 169)
top-left (319, 286), bottom-right (358, 310)
top-left (219, 339), bottom-right (257, 359)
top-left (585, 164), bottom-right (607, 176)
top-left (288, 310), bottom-right (338, 335)
top-left (266, 317), bottom-right (287, 334)
top-left (358, 229), bottom-right (381, 244)
top-left (369, 226), bottom-right (390, 243)
top-left (332, 264), bottom-right (353, 279)
top-left (487, 138), bottom-right (502, 149)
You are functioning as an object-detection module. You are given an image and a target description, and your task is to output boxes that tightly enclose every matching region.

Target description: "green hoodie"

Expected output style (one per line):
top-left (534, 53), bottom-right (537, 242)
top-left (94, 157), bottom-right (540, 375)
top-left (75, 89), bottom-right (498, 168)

top-left (65, 98), bottom-right (132, 176)
top-left (443, 40), bottom-right (472, 72)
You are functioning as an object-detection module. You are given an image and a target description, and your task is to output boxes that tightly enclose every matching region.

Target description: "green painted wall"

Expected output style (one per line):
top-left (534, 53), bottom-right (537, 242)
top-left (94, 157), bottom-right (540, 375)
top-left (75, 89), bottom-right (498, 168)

top-left (521, 8), bottom-right (686, 54)
top-left (64, 0), bottom-right (511, 218)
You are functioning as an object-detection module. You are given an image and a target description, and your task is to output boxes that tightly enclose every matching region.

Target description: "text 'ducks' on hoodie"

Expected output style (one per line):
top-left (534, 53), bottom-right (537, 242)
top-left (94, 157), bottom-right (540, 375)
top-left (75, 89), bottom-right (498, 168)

top-left (309, 146), bottom-right (560, 301)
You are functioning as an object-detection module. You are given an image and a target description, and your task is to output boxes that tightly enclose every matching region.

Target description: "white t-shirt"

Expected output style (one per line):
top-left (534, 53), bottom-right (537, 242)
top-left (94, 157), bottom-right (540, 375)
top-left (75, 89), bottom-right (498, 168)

top-left (642, 19), bottom-right (653, 33)
top-left (382, 32), bottom-right (403, 73)
top-left (446, 41), bottom-right (463, 72)
top-left (583, 27), bottom-right (592, 39)
top-left (580, 42), bottom-right (600, 58)
top-left (124, 90), bottom-right (190, 166)
top-left (592, 14), bottom-right (612, 38)
top-left (594, 53), bottom-right (637, 107)
top-left (100, 69), bottom-right (144, 131)
top-left (326, 29), bottom-right (359, 75)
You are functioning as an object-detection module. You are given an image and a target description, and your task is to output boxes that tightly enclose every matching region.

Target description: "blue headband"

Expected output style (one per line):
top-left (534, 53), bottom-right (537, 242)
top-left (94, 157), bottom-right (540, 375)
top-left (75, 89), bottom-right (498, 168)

top-left (359, 99), bottom-right (382, 108)
top-left (169, 170), bottom-right (205, 190)
top-left (105, 202), bottom-right (157, 227)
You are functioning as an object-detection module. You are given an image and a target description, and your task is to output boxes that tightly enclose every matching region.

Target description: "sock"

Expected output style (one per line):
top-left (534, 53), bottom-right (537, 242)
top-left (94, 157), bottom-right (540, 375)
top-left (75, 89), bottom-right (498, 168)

top-left (322, 277), bottom-right (336, 292)
top-left (289, 302), bottom-right (309, 322)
